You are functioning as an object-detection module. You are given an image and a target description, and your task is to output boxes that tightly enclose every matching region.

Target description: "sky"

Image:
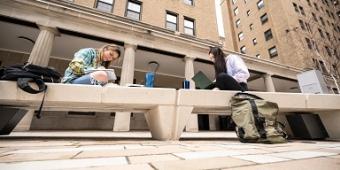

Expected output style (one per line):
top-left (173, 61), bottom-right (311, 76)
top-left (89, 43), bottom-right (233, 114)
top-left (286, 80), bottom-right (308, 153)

top-left (215, 0), bottom-right (225, 37)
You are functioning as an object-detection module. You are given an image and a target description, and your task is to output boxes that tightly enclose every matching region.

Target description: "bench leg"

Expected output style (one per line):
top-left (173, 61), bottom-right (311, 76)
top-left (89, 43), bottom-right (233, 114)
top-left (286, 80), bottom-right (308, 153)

top-left (319, 111), bottom-right (340, 140)
top-left (13, 109), bottom-right (35, 131)
top-left (0, 108), bottom-right (28, 135)
top-left (172, 106), bottom-right (193, 140)
top-left (145, 106), bottom-right (193, 140)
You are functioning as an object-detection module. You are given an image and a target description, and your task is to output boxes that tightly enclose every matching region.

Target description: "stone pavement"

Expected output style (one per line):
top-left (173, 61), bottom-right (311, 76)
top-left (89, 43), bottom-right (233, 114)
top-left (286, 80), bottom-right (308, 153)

top-left (0, 131), bottom-right (339, 170)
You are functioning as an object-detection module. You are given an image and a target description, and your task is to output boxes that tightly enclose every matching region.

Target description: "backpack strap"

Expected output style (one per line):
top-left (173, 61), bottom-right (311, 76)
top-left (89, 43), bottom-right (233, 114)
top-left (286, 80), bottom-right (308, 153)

top-left (17, 78), bottom-right (47, 119)
top-left (17, 78), bottom-right (46, 94)
top-left (234, 92), bottom-right (263, 100)
top-left (35, 86), bottom-right (47, 119)
top-left (248, 99), bottom-right (267, 139)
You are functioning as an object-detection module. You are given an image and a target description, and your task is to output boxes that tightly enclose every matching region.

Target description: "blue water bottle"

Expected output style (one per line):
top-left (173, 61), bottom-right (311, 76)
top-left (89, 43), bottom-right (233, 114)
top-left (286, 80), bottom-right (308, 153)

top-left (145, 72), bottom-right (155, 87)
top-left (183, 79), bottom-right (190, 89)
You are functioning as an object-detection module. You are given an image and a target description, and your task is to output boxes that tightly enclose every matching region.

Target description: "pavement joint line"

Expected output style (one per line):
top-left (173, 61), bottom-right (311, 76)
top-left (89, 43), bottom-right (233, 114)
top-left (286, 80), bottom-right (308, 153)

top-left (125, 156), bottom-right (131, 164)
top-left (148, 162), bottom-right (158, 170)
top-left (71, 151), bottom-right (83, 159)
top-left (171, 152), bottom-right (186, 160)
top-left (0, 153), bottom-right (11, 158)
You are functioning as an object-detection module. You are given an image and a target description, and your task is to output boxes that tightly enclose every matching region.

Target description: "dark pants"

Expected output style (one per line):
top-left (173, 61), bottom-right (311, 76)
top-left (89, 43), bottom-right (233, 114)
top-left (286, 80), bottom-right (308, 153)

top-left (216, 73), bottom-right (248, 91)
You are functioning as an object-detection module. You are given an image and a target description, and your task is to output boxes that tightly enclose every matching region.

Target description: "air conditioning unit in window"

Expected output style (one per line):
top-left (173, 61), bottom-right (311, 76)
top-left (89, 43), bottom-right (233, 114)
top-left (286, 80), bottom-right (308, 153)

top-left (297, 69), bottom-right (330, 94)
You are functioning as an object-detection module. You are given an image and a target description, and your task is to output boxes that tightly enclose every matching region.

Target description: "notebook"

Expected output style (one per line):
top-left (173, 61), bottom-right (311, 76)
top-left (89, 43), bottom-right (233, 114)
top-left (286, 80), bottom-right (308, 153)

top-left (191, 71), bottom-right (215, 89)
top-left (85, 69), bottom-right (117, 81)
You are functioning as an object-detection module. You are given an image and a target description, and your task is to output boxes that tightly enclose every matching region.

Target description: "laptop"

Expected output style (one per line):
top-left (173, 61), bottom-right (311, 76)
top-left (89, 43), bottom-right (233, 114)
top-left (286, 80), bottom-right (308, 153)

top-left (191, 71), bottom-right (215, 89)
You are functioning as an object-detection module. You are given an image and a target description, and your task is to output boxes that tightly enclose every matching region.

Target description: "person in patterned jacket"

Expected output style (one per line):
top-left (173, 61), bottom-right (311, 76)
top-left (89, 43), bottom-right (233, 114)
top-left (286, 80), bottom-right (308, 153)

top-left (61, 44), bottom-right (121, 85)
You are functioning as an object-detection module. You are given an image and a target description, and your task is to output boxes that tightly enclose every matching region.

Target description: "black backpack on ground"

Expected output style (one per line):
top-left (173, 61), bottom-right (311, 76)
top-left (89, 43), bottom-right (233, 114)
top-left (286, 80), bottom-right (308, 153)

top-left (0, 63), bottom-right (62, 118)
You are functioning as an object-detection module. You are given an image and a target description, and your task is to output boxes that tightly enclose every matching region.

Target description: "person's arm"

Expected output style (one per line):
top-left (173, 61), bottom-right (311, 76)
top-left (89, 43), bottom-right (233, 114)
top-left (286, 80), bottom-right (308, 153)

top-left (69, 48), bottom-right (97, 75)
top-left (228, 55), bottom-right (250, 83)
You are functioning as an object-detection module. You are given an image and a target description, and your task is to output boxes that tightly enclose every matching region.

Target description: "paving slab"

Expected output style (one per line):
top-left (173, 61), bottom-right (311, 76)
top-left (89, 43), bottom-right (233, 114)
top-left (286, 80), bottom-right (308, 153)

top-left (128, 154), bottom-right (179, 164)
top-left (1, 131), bottom-right (340, 169)
top-left (0, 151), bottom-right (79, 163)
top-left (0, 157), bottom-right (127, 170)
top-left (151, 157), bottom-right (254, 170)
top-left (226, 157), bottom-right (340, 170)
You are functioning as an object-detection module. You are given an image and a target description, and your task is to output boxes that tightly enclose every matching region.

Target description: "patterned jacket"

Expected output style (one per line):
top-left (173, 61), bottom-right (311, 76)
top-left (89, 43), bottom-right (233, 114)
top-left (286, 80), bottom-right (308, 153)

top-left (61, 48), bottom-right (101, 83)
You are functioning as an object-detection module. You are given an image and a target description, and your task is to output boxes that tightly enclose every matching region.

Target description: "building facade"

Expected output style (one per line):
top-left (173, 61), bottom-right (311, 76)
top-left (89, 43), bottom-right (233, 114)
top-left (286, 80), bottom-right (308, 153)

top-left (221, 0), bottom-right (340, 93)
top-left (0, 0), bottom-right (310, 131)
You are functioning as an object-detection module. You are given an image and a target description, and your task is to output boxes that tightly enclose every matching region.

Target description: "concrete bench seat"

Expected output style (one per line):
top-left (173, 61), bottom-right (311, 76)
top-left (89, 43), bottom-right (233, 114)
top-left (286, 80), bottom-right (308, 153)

top-left (176, 89), bottom-right (340, 139)
top-left (1, 80), bottom-right (340, 140)
top-left (0, 81), bottom-right (178, 140)
top-left (177, 89), bottom-right (340, 113)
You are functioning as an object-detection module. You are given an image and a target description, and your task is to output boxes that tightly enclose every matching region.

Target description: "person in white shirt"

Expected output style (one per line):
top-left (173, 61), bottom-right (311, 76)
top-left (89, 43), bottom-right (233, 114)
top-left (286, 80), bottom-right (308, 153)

top-left (208, 47), bottom-right (250, 91)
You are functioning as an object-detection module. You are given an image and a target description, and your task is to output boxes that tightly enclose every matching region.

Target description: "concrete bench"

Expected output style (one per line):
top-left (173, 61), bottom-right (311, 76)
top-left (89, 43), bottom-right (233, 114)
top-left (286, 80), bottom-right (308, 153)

top-left (176, 89), bottom-right (340, 139)
top-left (2, 80), bottom-right (340, 140)
top-left (0, 81), bottom-right (178, 140)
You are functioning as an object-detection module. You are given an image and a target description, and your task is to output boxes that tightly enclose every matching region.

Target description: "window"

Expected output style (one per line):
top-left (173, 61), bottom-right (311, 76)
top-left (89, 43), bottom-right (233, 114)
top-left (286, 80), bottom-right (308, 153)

top-left (96, 0), bottom-right (114, 13)
top-left (238, 32), bottom-right (244, 41)
top-left (312, 40), bottom-right (319, 52)
top-left (166, 12), bottom-right (178, 31)
top-left (252, 38), bottom-right (257, 45)
top-left (256, 54), bottom-right (261, 58)
top-left (126, 0), bottom-right (142, 21)
top-left (306, 22), bottom-right (312, 33)
top-left (325, 46), bottom-right (332, 56)
top-left (268, 46), bottom-right (278, 58)
top-left (305, 37), bottom-right (312, 49)
top-left (332, 23), bottom-right (336, 32)
top-left (183, 0), bottom-right (194, 6)
top-left (293, 3), bottom-right (299, 12)
top-left (319, 60), bottom-right (328, 73)
top-left (236, 19), bottom-right (241, 28)
top-left (257, 0), bottom-right (264, 9)
top-left (326, 10), bottom-right (331, 17)
top-left (234, 7), bottom-right (239, 16)
top-left (264, 29), bottom-right (273, 41)
top-left (325, 32), bottom-right (331, 40)
top-left (249, 23), bottom-right (253, 30)
top-left (325, 0), bottom-right (329, 6)
top-left (320, 17), bottom-right (325, 25)
top-left (312, 13), bottom-right (318, 22)
top-left (240, 46), bottom-right (246, 54)
top-left (318, 28), bottom-right (324, 38)
top-left (184, 17), bottom-right (195, 36)
top-left (314, 3), bottom-right (319, 11)
top-left (312, 58), bottom-right (320, 70)
top-left (299, 6), bottom-right (305, 15)
top-left (247, 10), bottom-right (250, 16)
top-left (306, 0), bottom-right (311, 6)
top-left (260, 13), bottom-right (268, 24)
top-left (299, 19), bottom-right (306, 30)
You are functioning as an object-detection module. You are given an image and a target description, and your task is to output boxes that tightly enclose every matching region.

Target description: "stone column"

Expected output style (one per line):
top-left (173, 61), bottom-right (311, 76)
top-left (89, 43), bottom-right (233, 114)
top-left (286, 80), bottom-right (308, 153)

top-left (264, 73), bottom-right (276, 92)
top-left (113, 43), bottom-right (137, 131)
top-left (14, 25), bottom-right (59, 132)
top-left (28, 25), bottom-right (59, 66)
top-left (184, 56), bottom-right (199, 132)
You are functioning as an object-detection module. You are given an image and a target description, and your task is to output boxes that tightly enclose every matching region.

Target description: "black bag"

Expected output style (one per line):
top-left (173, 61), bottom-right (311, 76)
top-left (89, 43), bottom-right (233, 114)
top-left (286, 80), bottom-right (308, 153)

top-left (0, 63), bottom-right (62, 118)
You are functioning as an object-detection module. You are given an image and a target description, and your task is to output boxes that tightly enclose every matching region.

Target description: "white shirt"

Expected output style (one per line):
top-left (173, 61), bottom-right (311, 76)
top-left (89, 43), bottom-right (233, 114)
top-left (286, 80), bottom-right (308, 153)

top-left (226, 54), bottom-right (250, 83)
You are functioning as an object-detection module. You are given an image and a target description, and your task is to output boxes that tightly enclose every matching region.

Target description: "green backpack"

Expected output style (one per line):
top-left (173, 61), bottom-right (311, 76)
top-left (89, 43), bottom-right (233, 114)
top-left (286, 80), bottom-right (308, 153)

top-left (230, 93), bottom-right (287, 144)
